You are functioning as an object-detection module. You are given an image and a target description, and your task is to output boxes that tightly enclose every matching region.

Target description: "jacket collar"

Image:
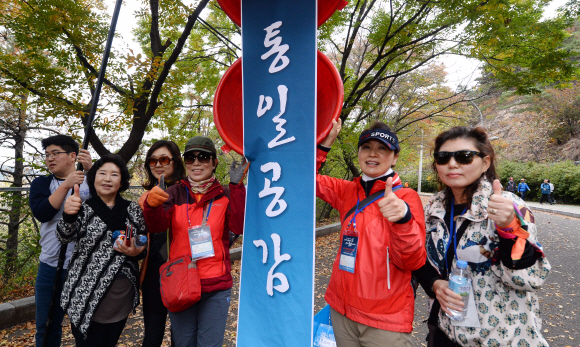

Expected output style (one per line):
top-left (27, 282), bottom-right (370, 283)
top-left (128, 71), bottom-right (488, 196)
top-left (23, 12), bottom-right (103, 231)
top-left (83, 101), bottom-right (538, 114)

top-left (426, 178), bottom-right (493, 223)
top-left (353, 172), bottom-right (402, 196)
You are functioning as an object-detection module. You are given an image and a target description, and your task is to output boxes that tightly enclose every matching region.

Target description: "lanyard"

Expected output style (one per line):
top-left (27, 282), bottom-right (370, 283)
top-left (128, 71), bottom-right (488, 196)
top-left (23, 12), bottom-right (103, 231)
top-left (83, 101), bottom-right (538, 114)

top-left (347, 183), bottom-right (404, 228)
top-left (185, 186), bottom-right (213, 227)
top-left (445, 198), bottom-right (467, 268)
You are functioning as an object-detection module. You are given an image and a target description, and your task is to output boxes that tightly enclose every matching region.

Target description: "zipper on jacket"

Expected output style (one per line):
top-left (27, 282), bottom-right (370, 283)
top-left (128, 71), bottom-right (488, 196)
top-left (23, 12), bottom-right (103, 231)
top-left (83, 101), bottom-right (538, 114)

top-left (386, 246), bottom-right (391, 290)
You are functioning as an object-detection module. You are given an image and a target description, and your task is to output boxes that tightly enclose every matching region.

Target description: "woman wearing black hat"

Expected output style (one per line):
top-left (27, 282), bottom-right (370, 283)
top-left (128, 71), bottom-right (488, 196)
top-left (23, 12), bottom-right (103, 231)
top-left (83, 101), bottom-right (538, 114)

top-left (316, 120), bottom-right (426, 346)
top-left (143, 136), bottom-right (248, 347)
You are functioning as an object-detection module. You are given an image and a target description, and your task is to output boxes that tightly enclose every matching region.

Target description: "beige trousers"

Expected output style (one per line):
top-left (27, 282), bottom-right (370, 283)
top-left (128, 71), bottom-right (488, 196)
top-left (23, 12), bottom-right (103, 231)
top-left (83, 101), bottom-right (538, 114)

top-left (330, 307), bottom-right (414, 347)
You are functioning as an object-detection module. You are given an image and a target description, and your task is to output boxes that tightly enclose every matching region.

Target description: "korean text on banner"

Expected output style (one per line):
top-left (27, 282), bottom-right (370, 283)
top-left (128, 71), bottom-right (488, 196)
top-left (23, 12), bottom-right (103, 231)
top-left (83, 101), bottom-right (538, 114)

top-left (236, 0), bottom-right (317, 346)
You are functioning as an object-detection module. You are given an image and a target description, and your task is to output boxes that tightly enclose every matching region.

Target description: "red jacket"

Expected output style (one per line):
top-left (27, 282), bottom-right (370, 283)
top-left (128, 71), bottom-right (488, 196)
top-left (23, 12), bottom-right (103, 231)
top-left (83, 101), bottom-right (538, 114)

top-left (317, 149), bottom-right (426, 332)
top-left (143, 179), bottom-right (245, 293)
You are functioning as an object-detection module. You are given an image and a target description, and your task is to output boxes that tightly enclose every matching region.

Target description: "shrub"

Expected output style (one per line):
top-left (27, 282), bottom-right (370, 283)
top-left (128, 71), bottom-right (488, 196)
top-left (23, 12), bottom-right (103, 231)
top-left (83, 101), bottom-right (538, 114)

top-left (497, 160), bottom-right (580, 204)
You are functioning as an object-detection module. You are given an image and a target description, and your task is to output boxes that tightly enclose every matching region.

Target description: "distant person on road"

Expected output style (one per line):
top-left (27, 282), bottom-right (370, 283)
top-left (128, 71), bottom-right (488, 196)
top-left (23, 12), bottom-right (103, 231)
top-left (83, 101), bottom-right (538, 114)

top-left (505, 177), bottom-right (516, 194)
top-left (517, 178), bottom-right (530, 200)
top-left (57, 154), bottom-right (146, 347)
top-left (317, 119), bottom-right (426, 347)
top-left (540, 179), bottom-right (552, 205)
top-left (29, 135), bottom-right (93, 347)
top-left (414, 126), bottom-right (551, 346)
top-left (548, 179), bottom-right (555, 204)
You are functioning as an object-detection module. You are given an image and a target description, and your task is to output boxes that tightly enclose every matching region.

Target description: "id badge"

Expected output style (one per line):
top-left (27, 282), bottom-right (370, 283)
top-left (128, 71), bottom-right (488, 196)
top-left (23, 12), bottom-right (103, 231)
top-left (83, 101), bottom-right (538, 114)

top-left (339, 231), bottom-right (358, 273)
top-left (188, 225), bottom-right (215, 260)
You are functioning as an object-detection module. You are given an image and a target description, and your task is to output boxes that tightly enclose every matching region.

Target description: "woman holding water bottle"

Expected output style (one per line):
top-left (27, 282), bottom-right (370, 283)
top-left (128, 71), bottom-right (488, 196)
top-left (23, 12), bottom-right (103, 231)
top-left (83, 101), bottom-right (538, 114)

top-left (56, 154), bottom-right (147, 346)
top-left (414, 127), bottom-right (551, 346)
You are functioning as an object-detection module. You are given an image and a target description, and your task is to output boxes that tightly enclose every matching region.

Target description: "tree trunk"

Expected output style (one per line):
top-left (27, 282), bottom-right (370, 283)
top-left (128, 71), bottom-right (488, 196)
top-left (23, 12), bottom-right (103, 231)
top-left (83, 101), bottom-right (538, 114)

top-left (4, 95), bottom-right (27, 278)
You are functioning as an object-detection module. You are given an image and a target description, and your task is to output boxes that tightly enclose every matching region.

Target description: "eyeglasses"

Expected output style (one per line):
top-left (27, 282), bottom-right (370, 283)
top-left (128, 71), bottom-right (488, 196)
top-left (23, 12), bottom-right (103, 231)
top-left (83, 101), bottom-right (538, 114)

top-left (44, 151), bottom-right (69, 160)
top-left (183, 152), bottom-right (213, 165)
top-left (147, 156), bottom-right (173, 167)
top-left (433, 150), bottom-right (485, 165)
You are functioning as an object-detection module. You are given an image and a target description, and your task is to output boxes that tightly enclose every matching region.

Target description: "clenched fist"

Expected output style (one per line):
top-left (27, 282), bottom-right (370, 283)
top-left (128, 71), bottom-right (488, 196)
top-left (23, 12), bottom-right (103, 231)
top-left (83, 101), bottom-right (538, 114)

top-left (64, 184), bottom-right (82, 215)
top-left (487, 179), bottom-right (515, 228)
top-left (147, 186), bottom-right (169, 208)
top-left (378, 177), bottom-right (407, 222)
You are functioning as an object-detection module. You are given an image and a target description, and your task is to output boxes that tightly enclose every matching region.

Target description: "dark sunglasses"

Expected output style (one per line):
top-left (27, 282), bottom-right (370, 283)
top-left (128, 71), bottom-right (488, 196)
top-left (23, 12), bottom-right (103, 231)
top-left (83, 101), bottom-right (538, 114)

top-left (433, 150), bottom-right (485, 165)
top-left (147, 156), bottom-right (173, 167)
top-left (183, 152), bottom-right (213, 164)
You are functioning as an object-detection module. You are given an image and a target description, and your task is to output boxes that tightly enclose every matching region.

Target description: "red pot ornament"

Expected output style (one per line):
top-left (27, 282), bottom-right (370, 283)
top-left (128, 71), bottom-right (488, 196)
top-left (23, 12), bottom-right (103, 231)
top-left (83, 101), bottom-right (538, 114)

top-left (214, 51), bottom-right (343, 155)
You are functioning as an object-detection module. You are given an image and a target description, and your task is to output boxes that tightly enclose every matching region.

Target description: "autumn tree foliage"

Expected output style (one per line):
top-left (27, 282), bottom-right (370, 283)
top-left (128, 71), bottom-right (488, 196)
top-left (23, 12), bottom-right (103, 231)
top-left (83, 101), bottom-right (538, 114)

top-left (0, 0), bottom-right (576, 168)
top-left (0, 0), bottom-right (213, 162)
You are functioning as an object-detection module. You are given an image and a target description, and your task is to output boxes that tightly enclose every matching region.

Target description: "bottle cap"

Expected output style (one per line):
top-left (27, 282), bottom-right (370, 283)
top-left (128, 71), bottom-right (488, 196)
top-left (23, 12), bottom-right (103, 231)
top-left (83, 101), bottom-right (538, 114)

top-left (457, 260), bottom-right (468, 269)
top-left (139, 235), bottom-right (147, 243)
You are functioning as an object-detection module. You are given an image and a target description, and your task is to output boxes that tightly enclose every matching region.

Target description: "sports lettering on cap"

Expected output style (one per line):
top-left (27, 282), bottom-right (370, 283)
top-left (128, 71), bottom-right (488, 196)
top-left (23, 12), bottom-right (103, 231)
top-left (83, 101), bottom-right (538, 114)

top-left (358, 128), bottom-right (400, 151)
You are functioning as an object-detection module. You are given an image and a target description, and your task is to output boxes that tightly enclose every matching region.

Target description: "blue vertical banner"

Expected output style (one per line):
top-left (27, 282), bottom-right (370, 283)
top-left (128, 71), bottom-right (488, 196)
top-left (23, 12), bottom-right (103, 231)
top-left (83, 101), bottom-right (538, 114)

top-left (237, 0), bottom-right (317, 346)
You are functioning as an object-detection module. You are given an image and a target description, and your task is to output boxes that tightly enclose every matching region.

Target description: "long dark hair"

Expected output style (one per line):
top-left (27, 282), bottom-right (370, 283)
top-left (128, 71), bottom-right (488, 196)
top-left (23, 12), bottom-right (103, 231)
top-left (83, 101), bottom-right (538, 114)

top-left (431, 126), bottom-right (497, 207)
top-left (142, 140), bottom-right (186, 190)
top-left (87, 154), bottom-right (131, 196)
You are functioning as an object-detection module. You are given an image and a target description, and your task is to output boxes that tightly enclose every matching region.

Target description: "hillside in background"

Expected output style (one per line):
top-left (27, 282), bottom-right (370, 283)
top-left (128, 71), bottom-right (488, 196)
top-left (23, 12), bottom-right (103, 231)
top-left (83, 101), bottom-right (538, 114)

top-left (479, 89), bottom-right (580, 163)
top-left (475, 20), bottom-right (580, 163)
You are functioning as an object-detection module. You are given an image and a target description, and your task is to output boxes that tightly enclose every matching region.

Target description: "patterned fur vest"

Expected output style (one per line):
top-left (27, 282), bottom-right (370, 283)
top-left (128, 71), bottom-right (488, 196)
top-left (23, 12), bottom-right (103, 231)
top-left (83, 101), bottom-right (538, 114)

top-left (56, 196), bottom-right (146, 336)
top-left (424, 179), bottom-right (551, 346)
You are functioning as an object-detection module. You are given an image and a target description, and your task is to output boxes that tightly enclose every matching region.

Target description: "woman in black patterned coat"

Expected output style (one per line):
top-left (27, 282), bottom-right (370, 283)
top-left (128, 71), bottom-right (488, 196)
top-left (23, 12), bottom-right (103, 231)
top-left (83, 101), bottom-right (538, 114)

top-left (57, 154), bottom-right (146, 347)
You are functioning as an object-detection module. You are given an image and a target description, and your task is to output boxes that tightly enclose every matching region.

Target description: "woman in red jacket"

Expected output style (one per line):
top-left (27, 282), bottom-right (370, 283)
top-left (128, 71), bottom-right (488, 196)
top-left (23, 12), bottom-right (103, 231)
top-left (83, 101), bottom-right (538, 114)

top-left (142, 136), bottom-right (247, 347)
top-left (317, 120), bottom-right (426, 347)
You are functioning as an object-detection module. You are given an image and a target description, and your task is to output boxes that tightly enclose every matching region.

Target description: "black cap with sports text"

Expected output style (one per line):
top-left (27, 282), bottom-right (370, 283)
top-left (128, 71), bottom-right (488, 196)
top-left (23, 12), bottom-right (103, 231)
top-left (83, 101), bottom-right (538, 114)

top-left (358, 128), bottom-right (400, 151)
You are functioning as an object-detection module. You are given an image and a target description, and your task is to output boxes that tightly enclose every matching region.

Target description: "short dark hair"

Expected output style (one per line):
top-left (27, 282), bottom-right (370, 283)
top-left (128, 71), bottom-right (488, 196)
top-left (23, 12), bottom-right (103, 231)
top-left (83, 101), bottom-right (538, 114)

top-left (87, 154), bottom-right (131, 196)
top-left (431, 126), bottom-right (497, 207)
top-left (142, 140), bottom-right (186, 190)
top-left (41, 135), bottom-right (79, 155)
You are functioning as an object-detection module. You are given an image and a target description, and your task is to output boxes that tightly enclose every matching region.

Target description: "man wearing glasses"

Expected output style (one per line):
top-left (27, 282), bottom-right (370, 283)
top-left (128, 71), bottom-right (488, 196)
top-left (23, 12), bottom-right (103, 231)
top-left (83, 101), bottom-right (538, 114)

top-left (29, 135), bottom-right (93, 347)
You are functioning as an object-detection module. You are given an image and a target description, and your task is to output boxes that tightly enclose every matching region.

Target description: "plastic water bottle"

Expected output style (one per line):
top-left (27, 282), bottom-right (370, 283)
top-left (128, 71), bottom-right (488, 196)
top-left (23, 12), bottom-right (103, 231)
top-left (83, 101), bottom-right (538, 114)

top-left (446, 260), bottom-right (471, 321)
top-left (135, 235), bottom-right (148, 247)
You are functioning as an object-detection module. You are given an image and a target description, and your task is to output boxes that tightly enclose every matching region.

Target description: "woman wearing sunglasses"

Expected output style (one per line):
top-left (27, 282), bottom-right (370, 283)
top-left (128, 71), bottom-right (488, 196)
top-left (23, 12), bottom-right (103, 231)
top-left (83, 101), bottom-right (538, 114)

top-left (142, 136), bottom-right (247, 347)
top-left (139, 140), bottom-right (186, 347)
top-left (56, 154), bottom-right (146, 346)
top-left (414, 127), bottom-right (550, 346)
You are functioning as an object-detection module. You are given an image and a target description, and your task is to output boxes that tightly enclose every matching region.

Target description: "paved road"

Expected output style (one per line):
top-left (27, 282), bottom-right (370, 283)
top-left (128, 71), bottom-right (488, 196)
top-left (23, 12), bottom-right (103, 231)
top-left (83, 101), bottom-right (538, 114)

top-left (2, 210), bottom-right (578, 346)
top-left (224, 210), bottom-right (580, 347)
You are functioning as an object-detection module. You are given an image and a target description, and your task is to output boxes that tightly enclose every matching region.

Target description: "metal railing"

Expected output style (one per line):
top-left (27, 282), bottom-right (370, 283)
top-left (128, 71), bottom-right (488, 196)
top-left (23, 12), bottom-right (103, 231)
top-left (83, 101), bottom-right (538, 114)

top-left (0, 186), bottom-right (145, 280)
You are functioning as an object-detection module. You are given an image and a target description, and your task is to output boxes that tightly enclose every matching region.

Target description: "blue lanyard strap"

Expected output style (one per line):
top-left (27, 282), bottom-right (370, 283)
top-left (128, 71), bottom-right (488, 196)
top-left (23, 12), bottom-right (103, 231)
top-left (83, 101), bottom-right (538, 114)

top-left (347, 183), bottom-right (403, 227)
top-left (445, 197), bottom-right (467, 268)
top-left (185, 186), bottom-right (213, 227)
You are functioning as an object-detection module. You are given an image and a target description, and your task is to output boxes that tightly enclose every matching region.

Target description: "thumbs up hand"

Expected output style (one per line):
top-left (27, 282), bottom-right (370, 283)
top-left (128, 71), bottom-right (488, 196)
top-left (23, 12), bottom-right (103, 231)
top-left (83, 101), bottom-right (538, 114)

top-left (487, 179), bottom-right (515, 227)
top-left (378, 177), bottom-right (407, 222)
top-left (64, 184), bottom-right (82, 215)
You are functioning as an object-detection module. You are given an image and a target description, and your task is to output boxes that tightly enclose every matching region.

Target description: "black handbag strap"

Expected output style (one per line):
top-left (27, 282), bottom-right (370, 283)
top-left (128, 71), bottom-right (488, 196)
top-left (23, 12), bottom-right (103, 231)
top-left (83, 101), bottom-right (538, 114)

top-left (342, 190), bottom-right (385, 224)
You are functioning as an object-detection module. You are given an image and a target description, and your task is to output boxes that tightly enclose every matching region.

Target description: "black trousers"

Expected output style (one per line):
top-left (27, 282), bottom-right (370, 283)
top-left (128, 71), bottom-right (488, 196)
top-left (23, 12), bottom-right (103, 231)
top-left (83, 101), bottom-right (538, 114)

top-left (71, 318), bottom-right (127, 347)
top-left (427, 324), bottom-right (461, 347)
top-left (142, 256), bottom-right (173, 347)
top-left (540, 194), bottom-right (550, 204)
